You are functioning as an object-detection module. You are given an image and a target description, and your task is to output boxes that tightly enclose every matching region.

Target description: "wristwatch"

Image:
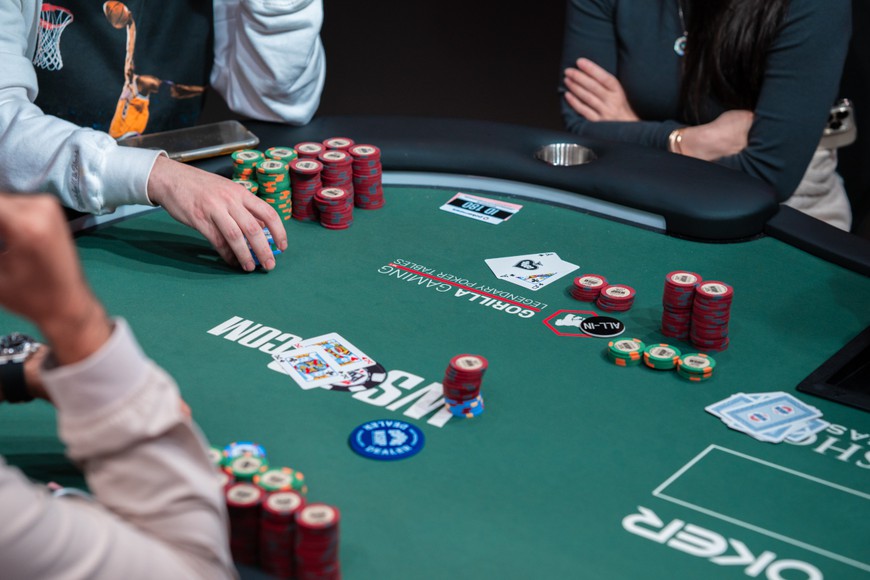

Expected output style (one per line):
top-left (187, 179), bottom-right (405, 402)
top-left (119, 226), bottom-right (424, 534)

top-left (0, 333), bottom-right (42, 403)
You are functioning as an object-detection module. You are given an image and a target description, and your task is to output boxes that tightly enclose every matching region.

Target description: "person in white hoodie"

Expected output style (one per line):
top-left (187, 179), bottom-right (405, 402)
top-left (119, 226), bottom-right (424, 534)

top-left (0, 192), bottom-right (237, 579)
top-left (0, 1), bottom-right (326, 272)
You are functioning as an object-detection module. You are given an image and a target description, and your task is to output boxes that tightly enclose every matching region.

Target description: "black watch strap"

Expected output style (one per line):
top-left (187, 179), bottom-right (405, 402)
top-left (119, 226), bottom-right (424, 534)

top-left (0, 361), bottom-right (33, 403)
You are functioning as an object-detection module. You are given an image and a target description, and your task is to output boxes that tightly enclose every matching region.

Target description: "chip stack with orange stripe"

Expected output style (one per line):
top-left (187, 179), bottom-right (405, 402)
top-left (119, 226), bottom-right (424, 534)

top-left (265, 146), bottom-right (298, 168)
top-left (349, 144), bottom-right (384, 209)
top-left (232, 149), bottom-right (264, 181)
top-left (607, 337), bottom-right (645, 366)
top-left (676, 352), bottom-right (716, 381)
top-left (442, 354), bottom-right (487, 418)
top-left (295, 142), bottom-right (325, 159)
top-left (257, 159), bottom-right (293, 221)
top-left (226, 482), bottom-right (265, 567)
top-left (295, 503), bottom-right (341, 580)
top-left (315, 187), bottom-right (353, 229)
top-left (260, 490), bottom-right (306, 580)
top-left (289, 158), bottom-right (323, 222)
top-left (233, 179), bottom-right (258, 195)
top-left (318, 150), bottom-right (355, 202)
top-left (570, 274), bottom-right (607, 302)
top-left (661, 271), bottom-right (701, 341)
top-left (643, 343), bottom-right (681, 370)
top-left (690, 281), bottom-right (733, 351)
top-left (254, 466), bottom-right (309, 496)
top-left (596, 283), bottom-right (636, 312)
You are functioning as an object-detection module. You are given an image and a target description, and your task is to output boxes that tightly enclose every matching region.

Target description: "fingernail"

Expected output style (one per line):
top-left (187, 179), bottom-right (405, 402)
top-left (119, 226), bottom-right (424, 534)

top-left (265, 258), bottom-right (276, 270)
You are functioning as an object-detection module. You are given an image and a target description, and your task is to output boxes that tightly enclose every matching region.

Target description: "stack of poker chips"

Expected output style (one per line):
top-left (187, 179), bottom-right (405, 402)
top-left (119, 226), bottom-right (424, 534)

top-left (441, 354), bottom-right (487, 418)
top-left (596, 283), bottom-right (636, 312)
top-left (349, 144), bottom-right (384, 209)
top-left (570, 274), bottom-right (607, 301)
top-left (233, 178), bottom-right (259, 195)
top-left (318, 150), bottom-right (355, 201)
top-left (260, 490), bottom-right (306, 580)
top-left (315, 187), bottom-right (353, 229)
top-left (265, 146), bottom-right (298, 167)
top-left (256, 159), bottom-right (293, 221)
top-left (676, 352), bottom-right (716, 381)
top-left (232, 149), bottom-right (264, 181)
top-left (248, 227), bottom-right (282, 268)
top-left (607, 337), bottom-right (645, 366)
top-left (226, 482), bottom-right (265, 566)
top-left (323, 136), bottom-right (355, 152)
top-left (661, 270), bottom-right (702, 341)
top-left (295, 141), bottom-right (325, 159)
top-left (295, 503), bottom-right (341, 580)
top-left (689, 281), bottom-right (733, 352)
top-left (254, 466), bottom-right (309, 496)
top-left (642, 343), bottom-right (681, 370)
top-left (289, 159), bottom-right (323, 222)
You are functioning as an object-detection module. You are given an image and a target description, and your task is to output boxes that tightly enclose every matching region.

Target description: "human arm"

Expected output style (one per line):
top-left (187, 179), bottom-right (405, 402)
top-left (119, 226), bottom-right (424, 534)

top-left (211, 0), bottom-right (326, 124)
top-left (0, 3), bottom-right (285, 270)
top-left (0, 194), bottom-right (236, 579)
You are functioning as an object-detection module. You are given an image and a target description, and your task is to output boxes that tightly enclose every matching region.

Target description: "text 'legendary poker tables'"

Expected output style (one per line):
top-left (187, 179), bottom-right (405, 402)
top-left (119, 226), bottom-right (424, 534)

top-left (3, 117), bottom-right (870, 580)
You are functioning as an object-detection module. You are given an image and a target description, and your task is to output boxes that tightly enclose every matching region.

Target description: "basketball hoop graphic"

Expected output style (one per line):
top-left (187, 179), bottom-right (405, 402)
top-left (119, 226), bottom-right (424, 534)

top-left (33, 3), bottom-right (74, 71)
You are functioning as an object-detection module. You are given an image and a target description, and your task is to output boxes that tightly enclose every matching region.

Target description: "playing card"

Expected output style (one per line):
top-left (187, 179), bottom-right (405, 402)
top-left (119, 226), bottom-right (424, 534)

top-left (785, 418), bottom-right (831, 443)
top-left (485, 252), bottom-right (579, 291)
top-left (273, 346), bottom-right (346, 390)
top-left (720, 393), bottom-right (822, 436)
top-left (292, 332), bottom-right (375, 373)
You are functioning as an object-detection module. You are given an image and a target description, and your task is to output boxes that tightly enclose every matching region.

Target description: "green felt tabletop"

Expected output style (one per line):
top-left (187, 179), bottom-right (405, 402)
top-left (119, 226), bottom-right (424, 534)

top-left (1, 184), bottom-right (869, 579)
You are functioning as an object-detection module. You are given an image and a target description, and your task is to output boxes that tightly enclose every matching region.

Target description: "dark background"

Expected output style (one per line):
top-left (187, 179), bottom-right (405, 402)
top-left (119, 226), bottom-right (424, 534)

top-left (203, 0), bottom-right (869, 238)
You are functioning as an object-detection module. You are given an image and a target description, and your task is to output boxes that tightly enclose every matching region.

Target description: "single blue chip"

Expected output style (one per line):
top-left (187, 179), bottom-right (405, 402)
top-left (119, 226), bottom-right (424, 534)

top-left (348, 419), bottom-right (425, 461)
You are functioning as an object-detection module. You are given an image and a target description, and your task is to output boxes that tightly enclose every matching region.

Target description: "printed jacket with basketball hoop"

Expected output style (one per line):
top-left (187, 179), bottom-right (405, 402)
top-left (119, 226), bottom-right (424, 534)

top-left (0, 0), bottom-right (325, 215)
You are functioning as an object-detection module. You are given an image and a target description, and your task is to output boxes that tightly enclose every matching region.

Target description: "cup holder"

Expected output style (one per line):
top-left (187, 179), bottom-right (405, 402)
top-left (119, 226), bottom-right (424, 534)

top-left (535, 143), bottom-right (597, 166)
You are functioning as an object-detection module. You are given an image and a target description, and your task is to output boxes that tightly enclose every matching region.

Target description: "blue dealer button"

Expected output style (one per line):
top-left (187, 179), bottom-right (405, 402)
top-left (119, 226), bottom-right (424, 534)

top-left (349, 419), bottom-right (425, 461)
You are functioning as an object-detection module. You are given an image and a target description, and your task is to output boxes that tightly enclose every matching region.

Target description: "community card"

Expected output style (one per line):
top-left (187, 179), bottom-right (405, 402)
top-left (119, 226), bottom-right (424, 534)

top-left (485, 252), bottom-right (579, 291)
top-left (293, 332), bottom-right (375, 373)
top-left (273, 346), bottom-right (346, 390)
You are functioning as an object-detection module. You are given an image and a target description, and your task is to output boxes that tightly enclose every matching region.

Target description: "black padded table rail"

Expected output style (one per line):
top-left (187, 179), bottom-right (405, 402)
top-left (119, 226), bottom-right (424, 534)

top-left (192, 115), bottom-right (779, 242)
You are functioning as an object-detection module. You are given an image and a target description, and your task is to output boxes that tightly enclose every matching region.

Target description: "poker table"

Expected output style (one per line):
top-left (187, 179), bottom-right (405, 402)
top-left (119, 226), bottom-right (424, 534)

top-left (4, 116), bottom-right (870, 579)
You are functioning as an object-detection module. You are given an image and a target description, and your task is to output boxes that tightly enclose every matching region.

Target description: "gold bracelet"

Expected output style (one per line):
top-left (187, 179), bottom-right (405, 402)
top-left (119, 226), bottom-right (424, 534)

top-left (668, 128), bottom-right (684, 154)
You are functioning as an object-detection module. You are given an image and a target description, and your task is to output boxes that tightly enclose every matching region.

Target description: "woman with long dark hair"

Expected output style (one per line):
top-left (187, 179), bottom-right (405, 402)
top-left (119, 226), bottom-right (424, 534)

top-left (560, 0), bottom-right (852, 230)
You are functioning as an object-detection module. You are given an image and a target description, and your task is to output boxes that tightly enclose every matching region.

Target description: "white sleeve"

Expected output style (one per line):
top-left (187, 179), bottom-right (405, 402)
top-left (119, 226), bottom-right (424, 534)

top-left (0, 1), bottom-right (158, 214)
top-left (211, 0), bottom-right (326, 125)
top-left (0, 320), bottom-right (237, 580)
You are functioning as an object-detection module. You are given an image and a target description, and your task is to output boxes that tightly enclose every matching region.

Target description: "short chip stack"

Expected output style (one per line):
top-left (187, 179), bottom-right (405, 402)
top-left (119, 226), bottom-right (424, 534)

top-left (349, 144), bottom-right (384, 209)
top-left (318, 150), bottom-right (354, 202)
top-left (226, 482), bottom-right (265, 567)
top-left (315, 187), bottom-right (353, 229)
top-left (607, 338), bottom-right (645, 366)
top-left (661, 271), bottom-right (701, 341)
top-left (295, 503), bottom-right (341, 580)
top-left (441, 354), bottom-right (487, 418)
top-left (257, 159), bottom-right (293, 221)
top-left (596, 284), bottom-right (636, 312)
top-left (289, 159), bottom-right (323, 222)
top-left (676, 352), bottom-right (716, 381)
top-left (643, 343), bottom-right (681, 370)
top-left (260, 490), bottom-right (306, 580)
top-left (570, 274), bottom-right (607, 301)
top-left (254, 466), bottom-right (309, 496)
top-left (689, 281), bottom-right (733, 352)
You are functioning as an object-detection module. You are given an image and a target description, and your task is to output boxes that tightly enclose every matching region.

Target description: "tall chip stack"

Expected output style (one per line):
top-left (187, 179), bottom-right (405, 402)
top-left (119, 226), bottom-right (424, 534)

top-left (661, 271), bottom-right (701, 341)
top-left (322, 136), bottom-right (355, 152)
top-left (349, 144), bottom-right (384, 209)
top-left (295, 503), bottom-right (341, 580)
top-left (689, 281), bottom-right (733, 352)
top-left (289, 159), bottom-right (323, 222)
top-left (318, 150), bottom-right (354, 202)
top-left (442, 354), bottom-right (487, 418)
top-left (226, 482), bottom-right (265, 567)
top-left (260, 490), bottom-right (306, 579)
top-left (256, 159), bottom-right (293, 221)
top-left (295, 142), bottom-right (325, 159)
top-left (232, 149), bottom-right (263, 181)
top-left (596, 283), bottom-right (636, 312)
top-left (265, 146), bottom-right (298, 167)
